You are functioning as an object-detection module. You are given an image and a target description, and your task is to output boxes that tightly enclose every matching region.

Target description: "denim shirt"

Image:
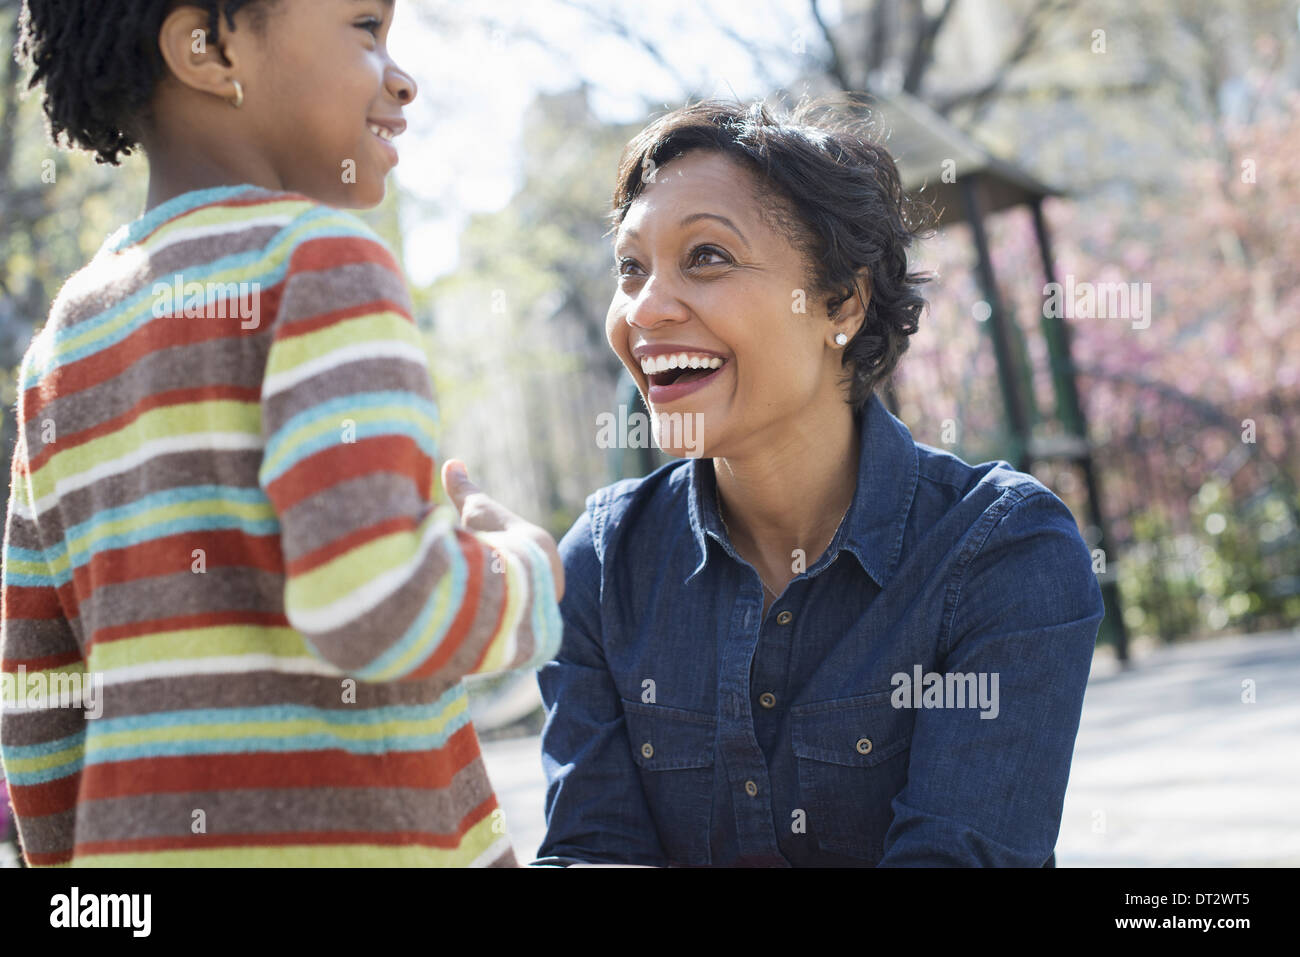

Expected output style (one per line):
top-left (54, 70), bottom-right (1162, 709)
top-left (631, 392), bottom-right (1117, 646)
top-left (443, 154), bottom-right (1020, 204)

top-left (535, 394), bottom-right (1104, 867)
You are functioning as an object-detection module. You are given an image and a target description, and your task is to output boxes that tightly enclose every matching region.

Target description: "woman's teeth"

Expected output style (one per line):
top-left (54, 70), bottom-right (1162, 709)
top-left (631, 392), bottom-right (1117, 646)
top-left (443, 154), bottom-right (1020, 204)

top-left (639, 353), bottom-right (725, 375)
top-left (369, 124), bottom-right (395, 141)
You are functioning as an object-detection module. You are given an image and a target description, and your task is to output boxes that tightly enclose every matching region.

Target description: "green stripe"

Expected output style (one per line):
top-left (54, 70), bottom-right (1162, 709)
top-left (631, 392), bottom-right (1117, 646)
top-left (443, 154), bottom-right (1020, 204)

top-left (88, 625), bottom-right (311, 671)
top-left (265, 311), bottom-right (423, 380)
top-left (29, 400), bottom-right (261, 501)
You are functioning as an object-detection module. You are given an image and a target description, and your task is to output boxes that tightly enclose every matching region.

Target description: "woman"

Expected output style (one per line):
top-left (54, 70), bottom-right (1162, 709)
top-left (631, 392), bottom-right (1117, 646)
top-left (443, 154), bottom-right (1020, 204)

top-left (534, 98), bottom-right (1104, 867)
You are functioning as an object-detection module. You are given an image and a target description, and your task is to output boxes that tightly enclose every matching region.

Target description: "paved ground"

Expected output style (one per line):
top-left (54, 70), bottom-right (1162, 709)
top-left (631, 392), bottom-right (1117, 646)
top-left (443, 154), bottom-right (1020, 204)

top-left (482, 627), bottom-right (1300, 866)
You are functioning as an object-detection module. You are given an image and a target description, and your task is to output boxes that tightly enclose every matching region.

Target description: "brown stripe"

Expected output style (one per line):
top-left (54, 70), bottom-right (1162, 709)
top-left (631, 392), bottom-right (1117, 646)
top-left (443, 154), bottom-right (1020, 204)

top-left (73, 760), bottom-right (498, 842)
top-left (83, 670), bottom-right (461, 720)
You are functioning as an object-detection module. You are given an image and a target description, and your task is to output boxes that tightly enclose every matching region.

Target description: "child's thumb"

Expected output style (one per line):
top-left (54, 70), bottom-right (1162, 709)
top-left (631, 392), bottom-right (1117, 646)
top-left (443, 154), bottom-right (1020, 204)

top-left (442, 459), bottom-right (478, 512)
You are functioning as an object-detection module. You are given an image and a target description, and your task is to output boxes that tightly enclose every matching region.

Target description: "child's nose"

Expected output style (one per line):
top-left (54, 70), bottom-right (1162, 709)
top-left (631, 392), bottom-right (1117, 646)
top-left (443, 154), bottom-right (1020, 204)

top-left (387, 62), bottom-right (417, 105)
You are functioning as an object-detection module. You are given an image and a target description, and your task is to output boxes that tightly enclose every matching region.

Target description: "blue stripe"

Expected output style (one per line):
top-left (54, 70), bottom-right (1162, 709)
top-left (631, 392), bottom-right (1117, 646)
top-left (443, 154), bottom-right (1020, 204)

top-left (88, 700), bottom-right (465, 734)
top-left (82, 710), bottom-right (473, 765)
top-left (259, 392), bottom-right (438, 484)
top-left (1, 730), bottom-right (86, 760)
top-left (26, 208), bottom-right (382, 386)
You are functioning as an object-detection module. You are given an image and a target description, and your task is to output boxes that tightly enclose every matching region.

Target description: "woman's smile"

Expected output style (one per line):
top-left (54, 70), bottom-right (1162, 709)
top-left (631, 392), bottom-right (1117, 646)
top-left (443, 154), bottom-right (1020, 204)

top-left (633, 343), bottom-right (731, 405)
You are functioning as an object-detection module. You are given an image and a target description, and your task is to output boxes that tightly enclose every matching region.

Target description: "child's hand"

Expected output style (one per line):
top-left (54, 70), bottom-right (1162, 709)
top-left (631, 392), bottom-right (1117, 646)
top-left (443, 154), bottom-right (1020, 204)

top-left (441, 459), bottom-right (564, 602)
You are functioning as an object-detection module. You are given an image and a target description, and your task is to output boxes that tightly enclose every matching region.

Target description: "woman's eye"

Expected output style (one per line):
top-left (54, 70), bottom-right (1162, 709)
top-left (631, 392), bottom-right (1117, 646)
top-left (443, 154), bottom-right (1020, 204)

top-left (615, 258), bottom-right (643, 278)
top-left (689, 245), bottom-right (729, 267)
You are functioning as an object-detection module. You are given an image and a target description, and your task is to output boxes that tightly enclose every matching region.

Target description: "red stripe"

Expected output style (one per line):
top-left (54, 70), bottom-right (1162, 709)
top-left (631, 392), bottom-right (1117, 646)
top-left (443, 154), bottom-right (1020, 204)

top-left (408, 532), bottom-right (487, 681)
top-left (1, 584), bottom-right (65, 619)
top-left (1, 650), bottom-right (83, 671)
top-left (26, 384), bottom-right (261, 473)
top-left (289, 234), bottom-right (404, 283)
top-left (25, 849), bottom-right (75, 866)
top-left (468, 543), bottom-right (513, 675)
top-left (78, 723), bottom-right (483, 800)
top-left (23, 287), bottom-right (284, 421)
top-left (7, 774), bottom-right (81, 818)
top-left (264, 433), bottom-right (431, 513)
top-left (269, 295), bottom-right (412, 343)
top-left (91, 609), bottom-right (290, 647)
top-left (70, 529), bottom-right (283, 597)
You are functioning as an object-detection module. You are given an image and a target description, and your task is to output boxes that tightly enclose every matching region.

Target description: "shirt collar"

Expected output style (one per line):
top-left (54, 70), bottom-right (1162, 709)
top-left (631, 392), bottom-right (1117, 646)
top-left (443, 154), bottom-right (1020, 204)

top-left (685, 392), bottom-right (919, 589)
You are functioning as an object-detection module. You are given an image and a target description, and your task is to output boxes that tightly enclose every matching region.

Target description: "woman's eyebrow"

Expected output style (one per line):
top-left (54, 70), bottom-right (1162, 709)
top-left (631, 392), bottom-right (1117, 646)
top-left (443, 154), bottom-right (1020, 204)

top-left (679, 212), bottom-right (750, 248)
top-left (616, 212), bottom-right (751, 249)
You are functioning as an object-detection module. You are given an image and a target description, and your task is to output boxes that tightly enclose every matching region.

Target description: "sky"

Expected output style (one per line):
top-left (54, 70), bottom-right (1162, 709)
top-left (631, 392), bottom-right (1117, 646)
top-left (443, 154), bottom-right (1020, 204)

top-left (384, 0), bottom-right (842, 284)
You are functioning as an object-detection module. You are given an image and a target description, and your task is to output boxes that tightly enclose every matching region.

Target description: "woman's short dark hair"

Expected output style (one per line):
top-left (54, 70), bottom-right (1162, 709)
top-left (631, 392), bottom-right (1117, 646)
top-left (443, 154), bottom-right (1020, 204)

top-left (611, 97), bottom-right (932, 411)
top-left (17, 0), bottom-right (276, 165)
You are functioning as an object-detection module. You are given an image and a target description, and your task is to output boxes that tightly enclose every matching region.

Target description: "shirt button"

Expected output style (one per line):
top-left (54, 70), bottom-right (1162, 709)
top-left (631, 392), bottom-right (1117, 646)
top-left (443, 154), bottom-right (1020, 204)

top-left (744, 780), bottom-right (758, 797)
top-left (855, 737), bottom-right (873, 755)
top-left (641, 742), bottom-right (654, 759)
top-left (776, 611), bottom-right (793, 625)
top-left (759, 692), bottom-right (776, 709)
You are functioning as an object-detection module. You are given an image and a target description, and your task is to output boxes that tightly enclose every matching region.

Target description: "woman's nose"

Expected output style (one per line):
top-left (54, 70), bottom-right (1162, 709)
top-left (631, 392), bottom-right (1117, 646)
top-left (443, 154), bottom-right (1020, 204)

top-left (624, 275), bottom-right (690, 329)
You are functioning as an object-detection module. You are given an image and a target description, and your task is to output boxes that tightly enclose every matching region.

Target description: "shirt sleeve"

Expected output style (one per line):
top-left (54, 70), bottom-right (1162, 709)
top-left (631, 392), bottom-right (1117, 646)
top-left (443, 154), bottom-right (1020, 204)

top-left (877, 488), bottom-right (1104, 867)
top-left (533, 507), bottom-right (667, 866)
top-left (1, 423), bottom-right (86, 867)
top-left (257, 208), bottom-right (561, 684)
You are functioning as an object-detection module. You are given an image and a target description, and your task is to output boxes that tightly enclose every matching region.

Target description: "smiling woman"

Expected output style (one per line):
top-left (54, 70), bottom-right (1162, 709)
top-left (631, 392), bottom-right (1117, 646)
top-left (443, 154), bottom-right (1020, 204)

top-left (536, 98), bottom-right (1106, 867)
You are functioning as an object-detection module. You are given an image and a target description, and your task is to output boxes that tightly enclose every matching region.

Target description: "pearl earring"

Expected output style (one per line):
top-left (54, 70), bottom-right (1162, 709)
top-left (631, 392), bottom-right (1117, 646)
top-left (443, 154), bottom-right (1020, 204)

top-left (834, 333), bottom-right (848, 346)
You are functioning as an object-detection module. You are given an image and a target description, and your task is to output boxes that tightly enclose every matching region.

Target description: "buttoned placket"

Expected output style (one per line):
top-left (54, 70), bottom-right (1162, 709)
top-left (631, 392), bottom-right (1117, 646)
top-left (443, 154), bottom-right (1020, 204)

top-left (715, 572), bottom-right (782, 860)
top-left (712, 530), bottom-right (847, 862)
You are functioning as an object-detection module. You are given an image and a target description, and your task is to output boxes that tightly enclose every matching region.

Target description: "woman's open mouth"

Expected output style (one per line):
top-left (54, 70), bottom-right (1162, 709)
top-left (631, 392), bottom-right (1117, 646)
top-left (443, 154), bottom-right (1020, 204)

top-left (640, 352), bottom-right (728, 404)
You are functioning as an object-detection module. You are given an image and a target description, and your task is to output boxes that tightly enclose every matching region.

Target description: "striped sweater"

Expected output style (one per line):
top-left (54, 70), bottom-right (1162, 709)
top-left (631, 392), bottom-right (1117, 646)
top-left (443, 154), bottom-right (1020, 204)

top-left (0, 184), bottom-right (562, 866)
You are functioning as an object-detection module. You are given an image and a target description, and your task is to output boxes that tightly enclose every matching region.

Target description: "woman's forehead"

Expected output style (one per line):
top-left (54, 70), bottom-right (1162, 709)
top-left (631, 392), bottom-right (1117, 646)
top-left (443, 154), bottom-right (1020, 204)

top-left (620, 152), bottom-right (765, 236)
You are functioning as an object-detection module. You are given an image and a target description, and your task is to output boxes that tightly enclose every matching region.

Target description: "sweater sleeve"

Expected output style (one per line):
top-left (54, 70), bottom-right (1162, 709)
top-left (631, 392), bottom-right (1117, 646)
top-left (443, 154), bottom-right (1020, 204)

top-left (256, 208), bottom-right (561, 683)
top-left (1, 419), bottom-right (87, 867)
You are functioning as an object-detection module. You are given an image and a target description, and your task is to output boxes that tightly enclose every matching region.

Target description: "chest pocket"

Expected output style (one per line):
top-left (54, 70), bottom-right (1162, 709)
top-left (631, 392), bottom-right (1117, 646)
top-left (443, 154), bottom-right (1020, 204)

top-left (790, 690), bottom-right (914, 862)
top-left (622, 699), bottom-right (715, 866)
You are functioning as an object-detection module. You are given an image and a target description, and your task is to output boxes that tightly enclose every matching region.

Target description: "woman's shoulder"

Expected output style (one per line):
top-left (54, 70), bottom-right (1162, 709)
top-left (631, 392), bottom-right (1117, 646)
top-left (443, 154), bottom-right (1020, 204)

top-left (912, 440), bottom-right (1060, 509)
top-left (561, 458), bottom-right (695, 563)
top-left (907, 440), bottom-right (1094, 565)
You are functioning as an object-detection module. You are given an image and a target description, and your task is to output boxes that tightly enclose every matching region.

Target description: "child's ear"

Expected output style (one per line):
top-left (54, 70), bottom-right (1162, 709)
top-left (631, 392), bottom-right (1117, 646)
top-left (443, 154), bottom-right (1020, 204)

top-left (156, 5), bottom-right (243, 103)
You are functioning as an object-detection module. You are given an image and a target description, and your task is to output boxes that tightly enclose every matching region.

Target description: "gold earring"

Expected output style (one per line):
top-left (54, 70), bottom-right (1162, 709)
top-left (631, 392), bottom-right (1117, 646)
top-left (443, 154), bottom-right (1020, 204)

top-left (230, 80), bottom-right (244, 109)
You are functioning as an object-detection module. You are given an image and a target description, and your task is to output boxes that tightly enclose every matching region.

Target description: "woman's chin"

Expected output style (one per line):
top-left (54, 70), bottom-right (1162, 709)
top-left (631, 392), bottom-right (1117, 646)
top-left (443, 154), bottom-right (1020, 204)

top-left (647, 403), bottom-right (714, 460)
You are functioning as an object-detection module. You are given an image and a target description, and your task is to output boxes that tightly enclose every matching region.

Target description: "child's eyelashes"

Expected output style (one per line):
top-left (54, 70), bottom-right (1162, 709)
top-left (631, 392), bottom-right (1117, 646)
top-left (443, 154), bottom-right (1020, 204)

top-left (355, 16), bottom-right (383, 38)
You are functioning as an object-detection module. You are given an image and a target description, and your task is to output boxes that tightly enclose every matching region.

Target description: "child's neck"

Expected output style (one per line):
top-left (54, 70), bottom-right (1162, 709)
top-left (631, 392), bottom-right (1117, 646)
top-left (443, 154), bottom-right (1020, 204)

top-left (142, 141), bottom-right (285, 213)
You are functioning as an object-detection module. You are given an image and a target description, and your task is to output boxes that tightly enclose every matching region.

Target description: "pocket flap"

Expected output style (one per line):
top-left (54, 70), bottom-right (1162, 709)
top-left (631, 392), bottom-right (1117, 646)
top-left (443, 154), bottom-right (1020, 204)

top-left (791, 691), bottom-right (913, 768)
top-left (622, 700), bottom-right (716, 770)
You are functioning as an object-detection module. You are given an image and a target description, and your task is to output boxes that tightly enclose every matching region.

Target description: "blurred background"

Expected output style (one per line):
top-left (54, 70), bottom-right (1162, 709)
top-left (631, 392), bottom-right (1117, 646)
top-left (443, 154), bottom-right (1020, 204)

top-left (2, 0), bottom-right (1297, 866)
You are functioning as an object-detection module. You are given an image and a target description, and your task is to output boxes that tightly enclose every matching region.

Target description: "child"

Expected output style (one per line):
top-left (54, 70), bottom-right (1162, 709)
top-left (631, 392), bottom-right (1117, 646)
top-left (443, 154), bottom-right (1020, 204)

top-left (1, 0), bottom-right (563, 866)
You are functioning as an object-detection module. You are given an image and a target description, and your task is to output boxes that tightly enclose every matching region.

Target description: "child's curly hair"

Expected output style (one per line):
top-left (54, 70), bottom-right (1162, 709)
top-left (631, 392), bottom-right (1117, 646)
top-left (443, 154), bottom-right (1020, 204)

top-left (16, 0), bottom-right (276, 165)
top-left (612, 96), bottom-right (933, 411)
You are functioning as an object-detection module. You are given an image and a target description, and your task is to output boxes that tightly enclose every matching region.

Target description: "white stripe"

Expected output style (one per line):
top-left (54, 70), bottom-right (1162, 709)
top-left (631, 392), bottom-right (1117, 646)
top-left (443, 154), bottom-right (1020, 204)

top-left (468, 835), bottom-right (516, 868)
top-left (146, 215), bottom-right (296, 256)
top-left (14, 432), bottom-right (264, 522)
top-left (287, 507), bottom-right (458, 636)
top-left (262, 340), bottom-right (429, 399)
top-left (97, 653), bottom-right (341, 687)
